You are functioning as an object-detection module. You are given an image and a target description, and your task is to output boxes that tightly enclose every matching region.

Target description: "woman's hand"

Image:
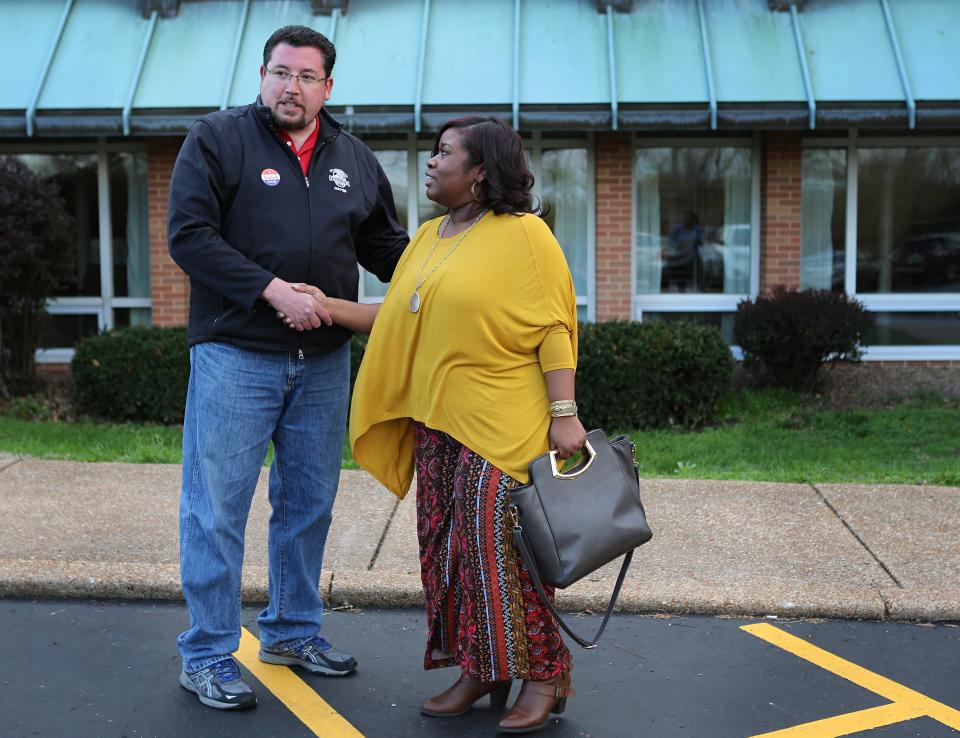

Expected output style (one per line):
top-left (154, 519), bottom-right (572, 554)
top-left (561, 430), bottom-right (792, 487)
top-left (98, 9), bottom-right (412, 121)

top-left (278, 285), bottom-right (381, 334)
top-left (549, 415), bottom-right (587, 459)
top-left (276, 283), bottom-right (330, 329)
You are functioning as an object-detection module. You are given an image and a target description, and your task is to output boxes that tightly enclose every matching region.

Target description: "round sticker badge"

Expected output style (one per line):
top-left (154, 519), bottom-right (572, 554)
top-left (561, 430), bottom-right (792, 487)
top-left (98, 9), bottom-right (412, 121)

top-left (261, 168), bottom-right (281, 187)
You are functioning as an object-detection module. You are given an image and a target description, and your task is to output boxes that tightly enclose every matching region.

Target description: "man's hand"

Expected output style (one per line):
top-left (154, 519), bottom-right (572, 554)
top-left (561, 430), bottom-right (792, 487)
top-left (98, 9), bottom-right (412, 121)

top-left (549, 415), bottom-right (587, 459)
top-left (275, 283), bottom-right (330, 330)
top-left (261, 278), bottom-right (332, 331)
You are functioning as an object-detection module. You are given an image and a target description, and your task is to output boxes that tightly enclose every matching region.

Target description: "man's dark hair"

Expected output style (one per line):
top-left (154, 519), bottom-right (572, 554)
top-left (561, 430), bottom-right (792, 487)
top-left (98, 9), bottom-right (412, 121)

top-left (263, 25), bottom-right (336, 77)
top-left (433, 117), bottom-right (541, 216)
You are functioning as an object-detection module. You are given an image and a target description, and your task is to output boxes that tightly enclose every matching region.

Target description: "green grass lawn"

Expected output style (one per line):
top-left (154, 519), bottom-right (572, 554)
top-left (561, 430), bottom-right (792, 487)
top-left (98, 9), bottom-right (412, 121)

top-left (1, 389), bottom-right (957, 485)
top-left (628, 390), bottom-right (960, 486)
top-left (0, 416), bottom-right (359, 469)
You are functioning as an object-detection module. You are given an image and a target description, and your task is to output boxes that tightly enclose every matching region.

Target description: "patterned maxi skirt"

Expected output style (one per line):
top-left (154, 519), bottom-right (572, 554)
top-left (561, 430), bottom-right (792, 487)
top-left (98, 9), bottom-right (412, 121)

top-left (413, 422), bottom-right (571, 682)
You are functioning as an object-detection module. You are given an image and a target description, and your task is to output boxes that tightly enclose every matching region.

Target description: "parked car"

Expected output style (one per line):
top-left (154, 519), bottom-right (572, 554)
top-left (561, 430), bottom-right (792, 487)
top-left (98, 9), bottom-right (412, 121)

top-left (891, 232), bottom-right (960, 290)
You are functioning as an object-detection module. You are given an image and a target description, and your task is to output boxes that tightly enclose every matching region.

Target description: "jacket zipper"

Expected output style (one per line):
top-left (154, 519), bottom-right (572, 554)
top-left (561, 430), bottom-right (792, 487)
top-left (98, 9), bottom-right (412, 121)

top-left (304, 140), bottom-right (329, 285)
top-left (273, 124), bottom-right (329, 314)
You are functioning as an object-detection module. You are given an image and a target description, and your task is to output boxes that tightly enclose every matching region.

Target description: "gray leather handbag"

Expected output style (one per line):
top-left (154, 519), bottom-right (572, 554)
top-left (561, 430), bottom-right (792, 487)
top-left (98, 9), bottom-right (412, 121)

top-left (509, 429), bottom-right (653, 648)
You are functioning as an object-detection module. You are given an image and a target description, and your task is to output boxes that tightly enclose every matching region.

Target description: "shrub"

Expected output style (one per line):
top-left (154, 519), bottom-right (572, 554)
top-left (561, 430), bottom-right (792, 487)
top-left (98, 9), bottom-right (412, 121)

top-left (733, 286), bottom-right (874, 392)
top-left (1, 393), bottom-right (55, 421)
top-left (576, 320), bottom-right (733, 431)
top-left (73, 330), bottom-right (369, 424)
top-left (72, 327), bottom-right (189, 423)
top-left (0, 157), bottom-right (75, 396)
top-left (0, 389), bottom-right (73, 421)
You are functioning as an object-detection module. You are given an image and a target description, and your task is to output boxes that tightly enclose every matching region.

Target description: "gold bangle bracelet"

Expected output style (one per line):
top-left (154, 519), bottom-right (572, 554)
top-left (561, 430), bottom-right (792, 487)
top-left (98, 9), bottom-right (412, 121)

top-left (549, 400), bottom-right (578, 418)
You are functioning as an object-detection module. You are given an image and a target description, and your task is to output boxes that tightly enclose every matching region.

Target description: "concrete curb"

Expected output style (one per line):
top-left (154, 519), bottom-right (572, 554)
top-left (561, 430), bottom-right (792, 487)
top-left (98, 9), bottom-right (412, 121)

top-left (3, 560), bottom-right (957, 622)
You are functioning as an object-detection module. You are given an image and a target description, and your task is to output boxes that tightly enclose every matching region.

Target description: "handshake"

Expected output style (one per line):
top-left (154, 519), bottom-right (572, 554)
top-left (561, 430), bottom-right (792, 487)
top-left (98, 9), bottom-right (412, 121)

top-left (261, 278), bottom-right (331, 332)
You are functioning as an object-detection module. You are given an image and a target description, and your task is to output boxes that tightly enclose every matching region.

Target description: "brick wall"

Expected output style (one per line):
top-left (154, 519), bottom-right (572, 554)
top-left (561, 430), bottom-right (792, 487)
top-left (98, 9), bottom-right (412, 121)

top-left (760, 132), bottom-right (802, 292)
top-left (148, 138), bottom-right (189, 327)
top-left (594, 132), bottom-right (633, 320)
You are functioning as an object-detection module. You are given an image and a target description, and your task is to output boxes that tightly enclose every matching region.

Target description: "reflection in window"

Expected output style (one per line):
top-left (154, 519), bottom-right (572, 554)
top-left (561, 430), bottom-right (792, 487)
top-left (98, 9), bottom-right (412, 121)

top-left (38, 313), bottom-right (100, 349)
top-left (865, 312), bottom-right (960, 346)
top-left (541, 149), bottom-right (588, 295)
top-left (635, 148), bottom-right (751, 295)
top-left (109, 153), bottom-right (151, 327)
top-left (17, 154), bottom-right (98, 297)
top-left (114, 307), bottom-right (153, 329)
top-left (366, 149), bottom-right (408, 299)
top-left (857, 147), bottom-right (960, 294)
top-left (18, 148), bottom-right (153, 355)
top-left (800, 149), bottom-right (846, 292)
top-left (642, 312), bottom-right (736, 344)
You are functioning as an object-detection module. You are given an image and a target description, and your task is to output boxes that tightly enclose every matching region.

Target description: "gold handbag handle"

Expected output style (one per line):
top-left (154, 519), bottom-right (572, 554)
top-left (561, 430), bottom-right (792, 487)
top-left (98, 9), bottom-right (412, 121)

top-left (549, 439), bottom-right (596, 479)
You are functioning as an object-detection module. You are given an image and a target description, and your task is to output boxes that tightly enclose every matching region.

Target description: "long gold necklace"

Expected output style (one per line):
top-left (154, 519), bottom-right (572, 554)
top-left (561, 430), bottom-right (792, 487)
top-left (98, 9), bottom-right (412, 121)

top-left (409, 209), bottom-right (488, 313)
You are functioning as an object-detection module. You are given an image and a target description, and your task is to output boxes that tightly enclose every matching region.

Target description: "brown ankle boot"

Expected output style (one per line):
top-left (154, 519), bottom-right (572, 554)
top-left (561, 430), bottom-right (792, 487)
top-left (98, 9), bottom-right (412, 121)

top-left (498, 671), bottom-right (574, 733)
top-left (421, 673), bottom-right (513, 717)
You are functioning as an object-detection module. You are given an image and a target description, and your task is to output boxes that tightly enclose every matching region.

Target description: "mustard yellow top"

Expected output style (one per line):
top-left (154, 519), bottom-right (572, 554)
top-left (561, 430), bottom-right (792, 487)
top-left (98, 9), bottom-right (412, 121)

top-left (349, 212), bottom-right (578, 498)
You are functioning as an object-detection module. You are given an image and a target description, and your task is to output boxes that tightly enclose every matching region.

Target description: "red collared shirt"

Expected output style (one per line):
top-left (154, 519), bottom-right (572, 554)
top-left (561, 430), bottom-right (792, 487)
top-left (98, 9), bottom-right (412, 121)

top-left (277, 116), bottom-right (320, 176)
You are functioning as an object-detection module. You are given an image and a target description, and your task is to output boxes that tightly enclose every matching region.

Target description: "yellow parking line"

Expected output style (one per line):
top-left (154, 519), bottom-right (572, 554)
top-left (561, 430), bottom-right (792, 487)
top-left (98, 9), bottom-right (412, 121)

top-left (742, 623), bottom-right (960, 736)
top-left (235, 627), bottom-right (365, 737)
top-left (749, 703), bottom-right (924, 737)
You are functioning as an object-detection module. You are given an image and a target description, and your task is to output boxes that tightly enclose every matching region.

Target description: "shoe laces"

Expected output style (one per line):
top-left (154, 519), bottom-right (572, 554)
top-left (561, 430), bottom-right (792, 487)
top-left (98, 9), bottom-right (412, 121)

top-left (211, 658), bottom-right (242, 682)
top-left (306, 635), bottom-right (332, 652)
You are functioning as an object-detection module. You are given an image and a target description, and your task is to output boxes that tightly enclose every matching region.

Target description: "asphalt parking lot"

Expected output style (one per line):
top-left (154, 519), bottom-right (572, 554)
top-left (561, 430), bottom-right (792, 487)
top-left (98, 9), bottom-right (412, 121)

top-left (3, 599), bottom-right (959, 737)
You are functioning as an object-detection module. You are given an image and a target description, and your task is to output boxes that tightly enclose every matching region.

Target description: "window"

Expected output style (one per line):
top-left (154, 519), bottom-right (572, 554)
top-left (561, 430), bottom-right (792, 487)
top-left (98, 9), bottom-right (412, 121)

top-left (108, 152), bottom-right (151, 325)
top-left (633, 141), bottom-right (759, 343)
top-left (800, 148), bottom-right (846, 292)
top-left (857, 147), bottom-right (960, 295)
top-left (635, 146), bottom-right (752, 296)
top-left (541, 147), bottom-right (590, 319)
top-left (801, 138), bottom-right (960, 358)
top-left (361, 134), bottom-right (594, 319)
top-left (4, 144), bottom-right (151, 362)
top-left (642, 311), bottom-right (737, 344)
top-left (866, 312), bottom-right (960, 346)
top-left (365, 148), bottom-right (409, 300)
top-left (17, 153), bottom-right (100, 297)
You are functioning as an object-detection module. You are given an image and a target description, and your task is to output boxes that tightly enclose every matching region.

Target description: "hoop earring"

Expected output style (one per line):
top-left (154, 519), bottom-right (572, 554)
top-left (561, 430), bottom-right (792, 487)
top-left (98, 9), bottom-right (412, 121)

top-left (470, 180), bottom-right (483, 202)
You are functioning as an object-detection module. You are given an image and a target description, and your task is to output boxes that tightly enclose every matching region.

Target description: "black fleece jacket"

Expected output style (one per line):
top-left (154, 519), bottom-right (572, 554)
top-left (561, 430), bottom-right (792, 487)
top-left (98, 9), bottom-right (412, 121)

top-left (167, 100), bottom-right (408, 354)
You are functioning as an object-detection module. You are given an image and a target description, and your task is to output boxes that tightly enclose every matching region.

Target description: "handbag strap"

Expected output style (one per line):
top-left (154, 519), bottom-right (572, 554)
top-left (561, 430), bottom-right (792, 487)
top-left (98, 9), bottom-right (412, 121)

top-left (511, 521), bottom-right (633, 649)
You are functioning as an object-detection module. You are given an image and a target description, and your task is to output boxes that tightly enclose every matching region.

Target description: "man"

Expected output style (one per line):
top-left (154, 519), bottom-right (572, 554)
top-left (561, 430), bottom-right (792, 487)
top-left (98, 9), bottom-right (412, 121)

top-left (168, 25), bottom-right (407, 710)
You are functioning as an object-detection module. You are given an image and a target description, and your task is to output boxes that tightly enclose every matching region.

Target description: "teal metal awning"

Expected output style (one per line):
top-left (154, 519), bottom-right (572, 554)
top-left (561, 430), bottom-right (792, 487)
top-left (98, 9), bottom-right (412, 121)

top-left (3, 0), bottom-right (959, 137)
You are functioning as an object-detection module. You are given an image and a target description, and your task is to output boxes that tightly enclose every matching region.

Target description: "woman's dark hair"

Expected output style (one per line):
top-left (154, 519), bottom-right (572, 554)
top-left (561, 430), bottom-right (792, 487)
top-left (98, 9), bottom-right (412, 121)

top-left (263, 25), bottom-right (336, 77)
top-left (432, 117), bottom-right (542, 216)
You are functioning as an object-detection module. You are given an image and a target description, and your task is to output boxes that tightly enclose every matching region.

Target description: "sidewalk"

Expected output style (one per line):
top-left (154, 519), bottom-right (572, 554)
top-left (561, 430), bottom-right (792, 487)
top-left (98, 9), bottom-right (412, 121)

top-left (0, 453), bottom-right (957, 621)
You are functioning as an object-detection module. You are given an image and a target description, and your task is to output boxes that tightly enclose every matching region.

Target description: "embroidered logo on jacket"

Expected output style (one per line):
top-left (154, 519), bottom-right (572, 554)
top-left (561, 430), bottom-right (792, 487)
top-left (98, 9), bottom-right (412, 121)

top-left (328, 168), bottom-right (350, 193)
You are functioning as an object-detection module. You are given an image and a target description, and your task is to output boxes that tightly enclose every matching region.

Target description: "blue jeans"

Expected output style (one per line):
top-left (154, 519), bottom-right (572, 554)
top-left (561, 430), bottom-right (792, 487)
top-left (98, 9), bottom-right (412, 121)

top-left (177, 341), bottom-right (349, 672)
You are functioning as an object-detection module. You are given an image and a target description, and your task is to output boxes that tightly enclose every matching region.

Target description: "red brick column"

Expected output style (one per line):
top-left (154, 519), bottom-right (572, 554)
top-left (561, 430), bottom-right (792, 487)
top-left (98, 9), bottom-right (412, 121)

top-left (148, 138), bottom-right (190, 327)
top-left (594, 132), bottom-right (633, 320)
top-left (760, 132), bottom-right (802, 292)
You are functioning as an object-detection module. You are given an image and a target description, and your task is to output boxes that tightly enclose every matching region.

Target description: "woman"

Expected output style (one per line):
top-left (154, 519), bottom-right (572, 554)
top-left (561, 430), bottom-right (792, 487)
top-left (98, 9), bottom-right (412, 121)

top-left (283, 117), bottom-right (585, 733)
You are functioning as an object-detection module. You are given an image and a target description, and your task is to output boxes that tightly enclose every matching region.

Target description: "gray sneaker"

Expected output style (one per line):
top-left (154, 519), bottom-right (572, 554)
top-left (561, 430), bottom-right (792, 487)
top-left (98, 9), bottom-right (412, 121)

top-left (259, 635), bottom-right (358, 676)
top-left (179, 657), bottom-right (257, 710)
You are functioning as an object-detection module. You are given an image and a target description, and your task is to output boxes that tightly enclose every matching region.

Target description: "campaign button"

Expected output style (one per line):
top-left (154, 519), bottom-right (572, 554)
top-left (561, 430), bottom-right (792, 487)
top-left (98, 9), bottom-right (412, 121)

top-left (261, 168), bottom-right (281, 187)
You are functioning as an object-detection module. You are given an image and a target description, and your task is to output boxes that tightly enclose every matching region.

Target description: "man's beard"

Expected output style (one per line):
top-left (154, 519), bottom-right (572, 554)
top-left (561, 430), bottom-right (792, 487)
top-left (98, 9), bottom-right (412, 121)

top-left (271, 99), bottom-right (309, 131)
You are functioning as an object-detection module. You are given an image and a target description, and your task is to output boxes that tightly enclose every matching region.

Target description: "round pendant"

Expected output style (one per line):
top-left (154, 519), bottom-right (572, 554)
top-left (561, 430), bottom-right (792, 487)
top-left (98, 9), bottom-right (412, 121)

top-left (409, 290), bottom-right (421, 313)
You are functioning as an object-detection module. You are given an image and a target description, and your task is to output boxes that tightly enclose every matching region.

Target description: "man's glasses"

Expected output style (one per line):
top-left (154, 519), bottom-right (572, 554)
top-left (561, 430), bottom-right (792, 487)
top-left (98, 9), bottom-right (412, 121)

top-left (265, 68), bottom-right (327, 88)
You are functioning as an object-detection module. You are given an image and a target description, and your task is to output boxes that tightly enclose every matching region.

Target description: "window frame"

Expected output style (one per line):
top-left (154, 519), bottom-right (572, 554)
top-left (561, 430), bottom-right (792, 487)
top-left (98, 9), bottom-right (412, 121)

top-left (0, 140), bottom-right (151, 363)
top-left (630, 134), bottom-right (763, 326)
top-left (804, 132), bottom-right (960, 361)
